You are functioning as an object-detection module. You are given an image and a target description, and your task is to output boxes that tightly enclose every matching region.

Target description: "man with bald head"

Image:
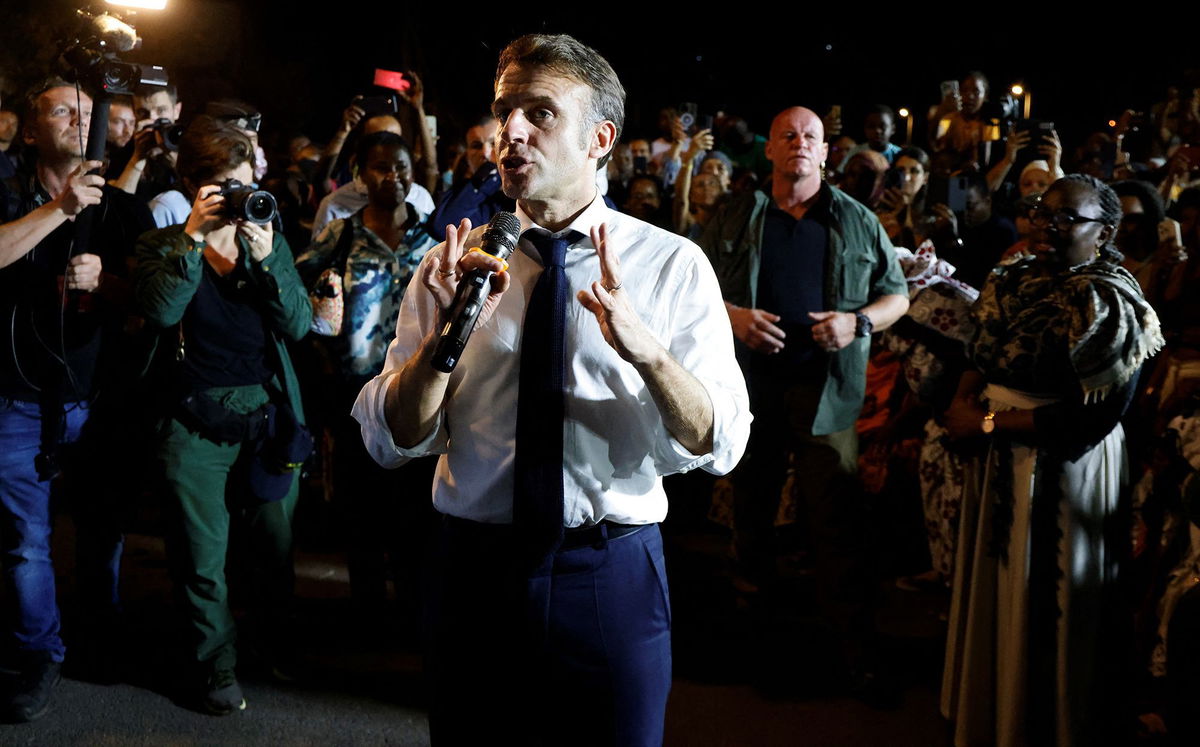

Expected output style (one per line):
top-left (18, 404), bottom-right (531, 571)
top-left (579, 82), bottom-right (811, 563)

top-left (700, 106), bottom-right (908, 695)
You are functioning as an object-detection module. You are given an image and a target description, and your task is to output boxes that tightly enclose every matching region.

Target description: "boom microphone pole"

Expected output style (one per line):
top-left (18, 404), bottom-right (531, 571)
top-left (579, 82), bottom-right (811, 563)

top-left (59, 10), bottom-right (169, 263)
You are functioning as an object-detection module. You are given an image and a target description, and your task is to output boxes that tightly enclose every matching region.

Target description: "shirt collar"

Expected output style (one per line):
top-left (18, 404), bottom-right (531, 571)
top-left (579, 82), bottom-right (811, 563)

top-left (768, 181), bottom-right (832, 221)
top-left (516, 190), bottom-right (611, 245)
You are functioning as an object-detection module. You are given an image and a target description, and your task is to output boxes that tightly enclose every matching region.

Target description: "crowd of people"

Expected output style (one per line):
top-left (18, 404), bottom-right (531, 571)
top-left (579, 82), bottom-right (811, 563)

top-left (0, 34), bottom-right (1196, 745)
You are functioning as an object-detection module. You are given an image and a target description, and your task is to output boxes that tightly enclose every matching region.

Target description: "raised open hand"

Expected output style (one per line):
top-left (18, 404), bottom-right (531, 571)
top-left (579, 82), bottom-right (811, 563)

top-left (576, 223), bottom-right (662, 365)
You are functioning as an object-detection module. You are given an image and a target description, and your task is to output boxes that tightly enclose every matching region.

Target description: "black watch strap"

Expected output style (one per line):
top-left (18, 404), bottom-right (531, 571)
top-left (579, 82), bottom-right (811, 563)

top-left (854, 311), bottom-right (873, 337)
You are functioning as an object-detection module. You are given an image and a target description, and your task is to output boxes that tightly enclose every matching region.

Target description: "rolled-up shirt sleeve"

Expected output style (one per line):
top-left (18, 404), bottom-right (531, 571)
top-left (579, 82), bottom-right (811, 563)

top-left (650, 243), bottom-right (751, 477)
top-left (351, 248), bottom-right (452, 468)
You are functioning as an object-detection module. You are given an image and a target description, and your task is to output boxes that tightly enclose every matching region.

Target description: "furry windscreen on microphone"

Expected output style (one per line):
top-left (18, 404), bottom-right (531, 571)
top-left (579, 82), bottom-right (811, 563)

top-left (90, 14), bottom-right (140, 53)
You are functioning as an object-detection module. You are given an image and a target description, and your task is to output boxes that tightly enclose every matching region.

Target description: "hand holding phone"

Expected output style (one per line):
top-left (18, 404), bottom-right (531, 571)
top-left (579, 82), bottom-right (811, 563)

top-left (940, 80), bottom-right (962, 112)
top-left (1159, 218), bottom-right (1188, 265)
top-left (351, 94), bottom-right (399, 118)
top-left (374, 68), bottom-right (413, 93)
top-left (1160, 217), bottom-right (1183, 246)
top-left (824, 105), bottom-right (842, 137)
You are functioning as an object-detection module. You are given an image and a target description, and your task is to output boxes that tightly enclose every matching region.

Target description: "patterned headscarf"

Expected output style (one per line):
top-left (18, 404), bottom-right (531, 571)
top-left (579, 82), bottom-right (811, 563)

top-left (971, 256), bottom-right (1164, 402)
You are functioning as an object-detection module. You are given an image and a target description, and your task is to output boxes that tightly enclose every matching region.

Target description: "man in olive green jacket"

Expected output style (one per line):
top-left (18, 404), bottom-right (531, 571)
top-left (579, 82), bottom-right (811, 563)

top-left (699, 106), bottom-right (908, 690)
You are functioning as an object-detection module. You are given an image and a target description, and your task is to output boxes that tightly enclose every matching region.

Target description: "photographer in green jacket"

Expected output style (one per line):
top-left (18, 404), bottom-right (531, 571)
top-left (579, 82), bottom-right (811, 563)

top-left (133, 115), bottom-right (311, 715)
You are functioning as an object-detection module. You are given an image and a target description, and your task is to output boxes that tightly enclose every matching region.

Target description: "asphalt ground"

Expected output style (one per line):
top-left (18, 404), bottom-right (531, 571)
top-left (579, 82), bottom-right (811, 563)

top-left (0, 475), bottom-right (952, 746)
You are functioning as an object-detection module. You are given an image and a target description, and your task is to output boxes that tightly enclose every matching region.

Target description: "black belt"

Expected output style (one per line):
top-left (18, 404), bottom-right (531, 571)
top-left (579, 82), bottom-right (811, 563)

top-left (440, 514), bottom-right (647, 551)
top-left (560, 521), bottom-right (647, 550)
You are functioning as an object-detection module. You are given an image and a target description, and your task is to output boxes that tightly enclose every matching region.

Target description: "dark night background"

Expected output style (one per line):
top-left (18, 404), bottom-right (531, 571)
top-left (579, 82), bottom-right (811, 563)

top-left (1, 1), bottom-right (1198, 156)
top-left (0, 4), bottom-right (1198, 742)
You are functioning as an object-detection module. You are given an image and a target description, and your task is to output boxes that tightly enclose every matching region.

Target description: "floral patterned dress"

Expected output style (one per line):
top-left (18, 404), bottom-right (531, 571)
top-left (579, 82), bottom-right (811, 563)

top-left (884, 242), bottom-right (979, 580)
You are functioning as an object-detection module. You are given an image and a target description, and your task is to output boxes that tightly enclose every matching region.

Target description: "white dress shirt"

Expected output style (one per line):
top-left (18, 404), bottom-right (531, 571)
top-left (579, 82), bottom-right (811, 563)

top-left (352, 194), bottom-right (750, 527)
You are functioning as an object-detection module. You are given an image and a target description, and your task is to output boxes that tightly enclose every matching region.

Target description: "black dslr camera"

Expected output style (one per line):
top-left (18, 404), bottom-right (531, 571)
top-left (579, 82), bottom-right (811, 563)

top-left (148, 117), bottom-right (185, 152)
top-left (217, 179), bottom-right (277, 225)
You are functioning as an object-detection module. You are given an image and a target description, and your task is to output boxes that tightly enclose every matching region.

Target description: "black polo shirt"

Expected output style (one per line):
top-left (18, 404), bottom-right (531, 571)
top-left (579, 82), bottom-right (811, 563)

top-left (753, 188), bottom-right (831, 373)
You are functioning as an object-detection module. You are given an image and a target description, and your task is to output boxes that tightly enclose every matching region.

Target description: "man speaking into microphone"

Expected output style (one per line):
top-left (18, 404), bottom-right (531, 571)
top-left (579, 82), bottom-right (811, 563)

top-left (353, 34), bottom-right (749, 745)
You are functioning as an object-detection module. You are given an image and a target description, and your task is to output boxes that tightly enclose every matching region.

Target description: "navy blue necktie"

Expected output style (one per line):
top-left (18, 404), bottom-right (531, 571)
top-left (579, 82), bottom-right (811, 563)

top-left (513, 230), bottom-right (580, 560)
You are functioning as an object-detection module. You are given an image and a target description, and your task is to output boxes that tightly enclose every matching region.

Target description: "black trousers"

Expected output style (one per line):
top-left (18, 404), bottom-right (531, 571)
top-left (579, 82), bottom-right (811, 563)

top-left (731, 371), bottom-right (875, 656)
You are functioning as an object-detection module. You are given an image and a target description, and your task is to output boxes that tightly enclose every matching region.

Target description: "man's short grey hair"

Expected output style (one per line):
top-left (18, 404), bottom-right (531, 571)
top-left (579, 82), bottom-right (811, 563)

top-left (496, 34), bottom-right (625, 168)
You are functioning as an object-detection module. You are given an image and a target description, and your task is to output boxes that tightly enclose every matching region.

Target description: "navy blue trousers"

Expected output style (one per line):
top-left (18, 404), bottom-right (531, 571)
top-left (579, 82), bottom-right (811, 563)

top-left (424, 517), bottom-right (672, 746)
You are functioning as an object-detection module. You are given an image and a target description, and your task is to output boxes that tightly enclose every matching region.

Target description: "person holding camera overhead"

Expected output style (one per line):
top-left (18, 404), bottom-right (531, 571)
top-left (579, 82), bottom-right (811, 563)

top-left (0, 77), bottom-right (153, 724)
top-left (133, 115), bottom-right (312, 716)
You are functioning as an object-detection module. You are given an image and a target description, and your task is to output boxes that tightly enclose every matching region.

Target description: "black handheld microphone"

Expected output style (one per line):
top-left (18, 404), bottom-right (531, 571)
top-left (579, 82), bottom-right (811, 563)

top-left (431, 211), bottom-right (522, 372)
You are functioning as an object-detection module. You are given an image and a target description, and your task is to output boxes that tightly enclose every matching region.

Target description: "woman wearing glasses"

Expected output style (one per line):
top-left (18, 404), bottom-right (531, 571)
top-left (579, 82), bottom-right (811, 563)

top-left (940, 174), bottom-right (1163, 745)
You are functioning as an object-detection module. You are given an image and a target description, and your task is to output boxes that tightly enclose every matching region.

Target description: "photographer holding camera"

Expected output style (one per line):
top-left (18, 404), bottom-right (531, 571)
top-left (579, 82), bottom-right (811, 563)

top-left (107, 82), bottom-right (184, 201)
top-left (143, 100), bottom-right (271, 230)
top-left (133, 115), bottom-right (311, 716)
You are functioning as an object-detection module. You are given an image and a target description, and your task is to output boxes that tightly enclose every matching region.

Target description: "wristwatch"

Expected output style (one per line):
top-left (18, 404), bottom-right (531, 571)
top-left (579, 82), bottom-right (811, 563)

top-left (854, 311), bottom-right (873, 338)
top-left (981, 410), bottom-right (997, 435)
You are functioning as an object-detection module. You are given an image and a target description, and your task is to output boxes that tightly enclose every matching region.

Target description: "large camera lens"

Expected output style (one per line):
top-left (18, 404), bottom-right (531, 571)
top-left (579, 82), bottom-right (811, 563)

top-left (150, 118), bottom-right (185, 152)
top-left (160, 124), bottom-right (185, 152)
top-left (218, 179), bottom-right (278, 225)
top-left (101, 61), bottom-right (141, 95)
top-left (235, 190), bottom-right (278, 224)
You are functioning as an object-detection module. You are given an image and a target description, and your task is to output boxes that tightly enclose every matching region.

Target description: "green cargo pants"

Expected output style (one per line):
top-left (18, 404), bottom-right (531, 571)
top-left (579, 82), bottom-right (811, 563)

top-left (158, 385), bottom-right (297, 675)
